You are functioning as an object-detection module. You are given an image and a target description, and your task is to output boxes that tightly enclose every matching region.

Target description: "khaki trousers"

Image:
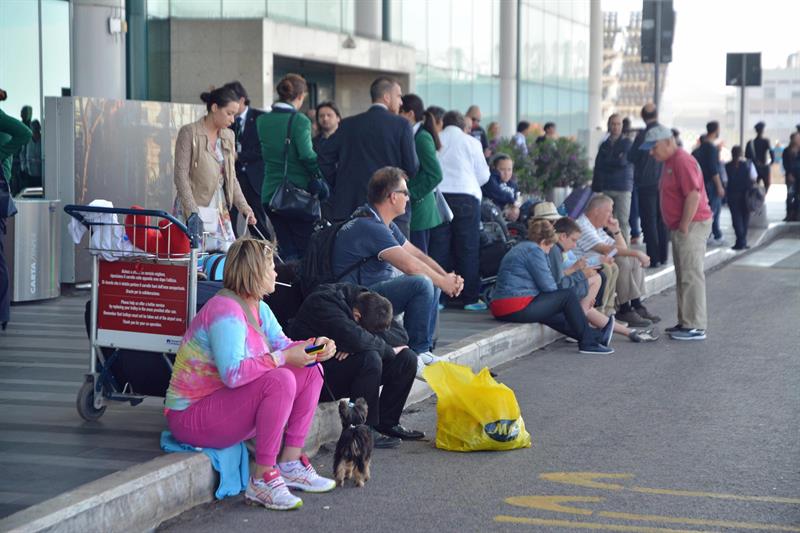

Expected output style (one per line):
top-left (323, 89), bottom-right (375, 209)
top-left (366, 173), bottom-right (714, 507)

top-left (615, 255), bottom-right (646, 305)
top-left (670, 219), bottom-right (711, 330)
top-left (604, 189), bottom-right (632, 245)
top-left (598, 263), bottom-right (619, 316)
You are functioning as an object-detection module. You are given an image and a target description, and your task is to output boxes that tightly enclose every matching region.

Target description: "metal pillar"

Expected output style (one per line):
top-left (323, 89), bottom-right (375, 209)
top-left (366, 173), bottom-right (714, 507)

top-left (588, 0), bottom-right (603, 130)
top-left (71, 0), bottom-right (126, 99)
top-left (499, 0), bottom-right (518, 137)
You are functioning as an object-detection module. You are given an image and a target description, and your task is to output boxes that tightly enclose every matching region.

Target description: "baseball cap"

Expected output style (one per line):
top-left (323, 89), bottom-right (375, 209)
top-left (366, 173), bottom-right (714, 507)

top-left (639, 125), bottom-right (673, 150)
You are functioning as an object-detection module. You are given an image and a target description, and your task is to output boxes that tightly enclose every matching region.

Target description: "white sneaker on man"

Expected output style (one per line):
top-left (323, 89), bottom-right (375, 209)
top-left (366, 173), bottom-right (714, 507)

top-left (416, 351), bottom-right (445, 380)
top-left (278, 455), bottom-right (336, 493)
top-left (245, 469), bottom-right (303, 510)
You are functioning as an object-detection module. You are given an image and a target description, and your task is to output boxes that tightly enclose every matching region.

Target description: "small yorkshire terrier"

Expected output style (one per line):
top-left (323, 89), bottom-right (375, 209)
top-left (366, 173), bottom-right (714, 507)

top-left (333, 398), bottom-right (374, 487)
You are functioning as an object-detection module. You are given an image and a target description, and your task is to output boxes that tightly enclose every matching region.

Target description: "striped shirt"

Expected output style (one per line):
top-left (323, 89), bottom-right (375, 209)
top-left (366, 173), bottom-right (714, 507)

top-left (574, 214), bottom-right (614, 260)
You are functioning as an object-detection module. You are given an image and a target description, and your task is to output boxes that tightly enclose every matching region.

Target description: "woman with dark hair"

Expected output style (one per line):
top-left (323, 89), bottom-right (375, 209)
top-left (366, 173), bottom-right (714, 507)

top-left (425, 106), bottom-right (445, 136)
top-left (257, 73), bottom-right (329, 261)
top-left (400, 94), bottom-right (444, 253)
top-left (725, 145), bottom-right (757, 250)
top-left (491, 220), bottom-right (614, 354)
top-left (174, 86), bottom-right (255, 252)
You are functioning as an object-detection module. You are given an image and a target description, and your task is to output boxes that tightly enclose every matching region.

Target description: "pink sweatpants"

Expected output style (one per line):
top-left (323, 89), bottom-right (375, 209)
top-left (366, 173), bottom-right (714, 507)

top-left (166, 364), bottom-right (323, 466)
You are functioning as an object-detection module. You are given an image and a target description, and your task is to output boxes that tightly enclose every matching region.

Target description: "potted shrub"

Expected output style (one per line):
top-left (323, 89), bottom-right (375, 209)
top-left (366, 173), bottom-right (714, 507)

top-left (531, 137), bottom-right (592, 205)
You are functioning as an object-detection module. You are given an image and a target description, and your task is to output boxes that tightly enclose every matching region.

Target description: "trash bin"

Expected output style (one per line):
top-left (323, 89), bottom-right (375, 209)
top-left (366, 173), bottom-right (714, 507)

top-left (11, 199), bottom-right (61, 302)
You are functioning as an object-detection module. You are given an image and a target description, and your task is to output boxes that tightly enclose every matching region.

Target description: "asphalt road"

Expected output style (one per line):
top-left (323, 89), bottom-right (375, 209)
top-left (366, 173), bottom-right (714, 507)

top-left (160, 239), bottom-right (800, 533)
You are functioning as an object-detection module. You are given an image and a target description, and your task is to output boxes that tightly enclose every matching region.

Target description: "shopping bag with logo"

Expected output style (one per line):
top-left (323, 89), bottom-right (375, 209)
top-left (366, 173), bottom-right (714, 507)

top-left (423, 362), bottom-right (531, 452)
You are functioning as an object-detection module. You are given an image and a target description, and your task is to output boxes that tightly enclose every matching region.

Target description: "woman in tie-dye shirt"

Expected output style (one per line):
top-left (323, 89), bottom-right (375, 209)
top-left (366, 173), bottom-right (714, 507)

top-left (165, 238), bottom-right (338, 510)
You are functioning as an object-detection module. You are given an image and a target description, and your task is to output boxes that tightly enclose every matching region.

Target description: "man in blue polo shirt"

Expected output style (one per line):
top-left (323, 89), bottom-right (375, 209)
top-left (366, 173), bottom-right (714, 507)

top-left (332, 167), bottom-right (464, 378)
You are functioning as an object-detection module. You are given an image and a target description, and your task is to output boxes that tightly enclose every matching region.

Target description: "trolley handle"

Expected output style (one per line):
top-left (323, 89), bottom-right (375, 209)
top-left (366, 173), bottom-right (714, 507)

top-left (63, 204), bottom-right (202, 249)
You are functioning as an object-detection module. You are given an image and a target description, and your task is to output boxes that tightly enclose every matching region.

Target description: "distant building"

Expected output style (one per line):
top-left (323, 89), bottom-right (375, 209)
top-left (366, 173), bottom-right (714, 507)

top-left (602, 10), bottom-right (668, 125)
top-left (725, 51), bottom-right (800, 146)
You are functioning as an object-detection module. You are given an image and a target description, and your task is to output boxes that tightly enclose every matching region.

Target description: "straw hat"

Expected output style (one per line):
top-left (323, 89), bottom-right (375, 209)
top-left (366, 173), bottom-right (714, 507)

top-left (532, 201), bottom-right (561, 220)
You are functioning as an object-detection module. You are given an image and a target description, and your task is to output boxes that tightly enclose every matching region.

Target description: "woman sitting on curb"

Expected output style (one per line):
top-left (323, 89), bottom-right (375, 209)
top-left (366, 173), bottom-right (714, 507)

top-left (551, 217), bottom-right (659, 343)
top-left (490, 220), bottom-right (615, 355)
top-left (164, 238), bottom-right (337, 511)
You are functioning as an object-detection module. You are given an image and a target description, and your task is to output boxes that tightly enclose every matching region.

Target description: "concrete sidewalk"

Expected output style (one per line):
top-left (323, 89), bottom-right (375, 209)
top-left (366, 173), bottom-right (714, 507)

top-left (1, 189), bottom-right (795, 533)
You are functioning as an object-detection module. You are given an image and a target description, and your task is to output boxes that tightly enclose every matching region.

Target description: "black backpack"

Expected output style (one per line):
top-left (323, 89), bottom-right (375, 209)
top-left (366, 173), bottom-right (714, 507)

top-left (299, 211), bottom-right (375, 297)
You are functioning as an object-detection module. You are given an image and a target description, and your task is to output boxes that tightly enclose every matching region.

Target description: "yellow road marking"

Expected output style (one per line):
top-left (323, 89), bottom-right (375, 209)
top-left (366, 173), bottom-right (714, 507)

top-left (494, 515), bottom-right (708, 532)
top-left (505, 496), bottom-right (603, 515)
top-left (628, 486), bottom-right (800, 505)
top-left (540, 473), bottom-right (800, 504)
top-left (600, 511), bottom-right (800, 532)
top-left (540, 472), bottom-right (632, 491)
top-left (505, 495), bottom-right (800, 531)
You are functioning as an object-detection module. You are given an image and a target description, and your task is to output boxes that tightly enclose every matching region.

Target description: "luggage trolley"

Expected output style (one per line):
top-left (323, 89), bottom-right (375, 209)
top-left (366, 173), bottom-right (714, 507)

top-left (64, 205), bottom-right (203, 421)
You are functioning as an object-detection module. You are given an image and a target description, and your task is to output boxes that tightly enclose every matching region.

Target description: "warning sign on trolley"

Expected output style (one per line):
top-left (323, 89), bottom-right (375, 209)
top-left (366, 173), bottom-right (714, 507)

top-left (96, 261), bottom-right (189, 352)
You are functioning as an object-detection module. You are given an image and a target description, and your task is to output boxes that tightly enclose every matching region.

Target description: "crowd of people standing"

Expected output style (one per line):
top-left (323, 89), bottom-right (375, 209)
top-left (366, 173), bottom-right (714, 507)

top-left (57, 73), bottom-right (793, 512)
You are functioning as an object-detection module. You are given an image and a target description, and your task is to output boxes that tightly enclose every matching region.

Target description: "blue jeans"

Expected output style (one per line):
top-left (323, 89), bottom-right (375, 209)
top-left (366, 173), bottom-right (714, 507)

top-left (428, 194), bottom-right (481, 304)
top-left (496, 289), bottom-right (602, 350)
top-left (706, 185), bottom-right (723, 240)
top-left (370, 275), bottom-right (440, 353)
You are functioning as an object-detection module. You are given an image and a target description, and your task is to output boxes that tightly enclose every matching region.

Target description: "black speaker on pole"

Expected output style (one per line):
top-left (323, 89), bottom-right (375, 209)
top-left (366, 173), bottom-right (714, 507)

top-left (641, 0), bottom-right (675, 64)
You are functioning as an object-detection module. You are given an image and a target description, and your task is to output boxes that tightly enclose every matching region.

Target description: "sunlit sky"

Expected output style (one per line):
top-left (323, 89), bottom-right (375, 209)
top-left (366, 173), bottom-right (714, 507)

top-left (605, 0), bottom-right (799, 127)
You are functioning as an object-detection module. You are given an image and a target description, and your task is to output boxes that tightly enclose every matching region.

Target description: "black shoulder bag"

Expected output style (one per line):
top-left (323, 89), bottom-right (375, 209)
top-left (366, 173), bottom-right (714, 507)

top-left (268, 112), bottom-right (321, 222)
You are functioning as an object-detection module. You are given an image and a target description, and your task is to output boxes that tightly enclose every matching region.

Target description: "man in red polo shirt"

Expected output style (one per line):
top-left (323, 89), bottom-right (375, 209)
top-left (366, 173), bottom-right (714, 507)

top-left (642, 125), bottom-right (712, 341)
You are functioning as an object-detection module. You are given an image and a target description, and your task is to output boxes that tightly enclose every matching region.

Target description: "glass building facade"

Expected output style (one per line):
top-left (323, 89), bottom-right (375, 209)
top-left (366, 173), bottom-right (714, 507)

top-left (387, 0), bottom-right (502, 124)
top-left (0, 0), bottom-right (71, 123)
top-left (128, 0), bottom-right (590, 134)
top-left (0, 0), bottom-right (70, 190)
top-left (146, 0), bottom-right (354, 32)
top-left (387, 0), bottom-right (589, 135)
top-left (519, 0), bottom-right (590, 136)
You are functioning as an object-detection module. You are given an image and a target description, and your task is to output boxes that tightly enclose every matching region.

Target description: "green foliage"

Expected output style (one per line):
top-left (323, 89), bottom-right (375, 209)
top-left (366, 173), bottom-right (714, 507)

top-left (492, 136), bottom-right (592, 195)
top-left (530, 137), bottom-right (593, 190)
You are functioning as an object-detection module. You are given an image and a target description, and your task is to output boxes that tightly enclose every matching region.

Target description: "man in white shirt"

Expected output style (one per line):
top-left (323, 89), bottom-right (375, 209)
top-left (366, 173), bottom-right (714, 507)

top-left (429, 111), bottom-right (491, 310)
top-left (574, 194), bottom-right (661, 327)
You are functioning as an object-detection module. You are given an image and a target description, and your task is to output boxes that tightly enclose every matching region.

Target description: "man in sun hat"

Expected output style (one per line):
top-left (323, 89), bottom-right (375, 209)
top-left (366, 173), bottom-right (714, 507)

top-left (643, 124), bottom-right (712, 341)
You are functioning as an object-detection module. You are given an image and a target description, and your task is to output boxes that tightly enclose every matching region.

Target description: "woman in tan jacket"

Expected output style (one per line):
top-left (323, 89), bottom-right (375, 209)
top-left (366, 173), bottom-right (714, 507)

top-left (174, 86), bottom-right (255, 252)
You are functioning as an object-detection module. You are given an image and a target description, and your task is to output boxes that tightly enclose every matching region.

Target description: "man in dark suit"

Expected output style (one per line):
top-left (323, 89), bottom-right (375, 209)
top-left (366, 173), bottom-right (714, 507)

top-left (224, 81), bottom-right (271, 239)
top-left (319, 77), bottom-right (418, 236)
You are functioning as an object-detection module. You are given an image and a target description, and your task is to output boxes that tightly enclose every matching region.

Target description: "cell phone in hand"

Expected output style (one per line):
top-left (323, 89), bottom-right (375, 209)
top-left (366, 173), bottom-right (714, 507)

top-left (304, 344), bottom-right (325, 355)
top-left (585, 255), bottom-right (602, 268)
top-left (608, 247), bottom-right (618, 258)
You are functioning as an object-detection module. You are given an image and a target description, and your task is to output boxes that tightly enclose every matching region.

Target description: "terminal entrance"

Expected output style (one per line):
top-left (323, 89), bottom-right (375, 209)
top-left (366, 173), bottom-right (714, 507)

top-left (272, 55), bottom-right (410, 118)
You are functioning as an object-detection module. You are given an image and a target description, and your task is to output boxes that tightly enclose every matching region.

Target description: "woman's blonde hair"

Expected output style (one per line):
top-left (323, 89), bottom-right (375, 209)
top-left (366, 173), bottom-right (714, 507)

top-left (527, 219), bottom-right (558, 245)
top-left (223, 237), bottom-right (274, 299)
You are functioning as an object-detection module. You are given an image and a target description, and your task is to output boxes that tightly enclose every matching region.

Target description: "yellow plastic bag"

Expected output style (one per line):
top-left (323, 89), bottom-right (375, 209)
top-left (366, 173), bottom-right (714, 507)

top-left (424, 362), bottom-right (532, 452)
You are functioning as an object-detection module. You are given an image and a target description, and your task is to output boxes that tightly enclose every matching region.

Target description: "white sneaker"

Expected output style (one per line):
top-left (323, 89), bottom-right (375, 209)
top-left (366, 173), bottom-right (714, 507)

top-left (278, 455), bottom-right (336, 493)
top-left (245, 469), bottom-right (303, 510)
top-left (416, 351), bottom-right (445, 380)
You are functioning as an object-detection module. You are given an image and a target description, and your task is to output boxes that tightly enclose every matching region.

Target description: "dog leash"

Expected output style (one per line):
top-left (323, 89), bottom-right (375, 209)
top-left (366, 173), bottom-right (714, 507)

top-left (314, 363), bottom-right (338, 402)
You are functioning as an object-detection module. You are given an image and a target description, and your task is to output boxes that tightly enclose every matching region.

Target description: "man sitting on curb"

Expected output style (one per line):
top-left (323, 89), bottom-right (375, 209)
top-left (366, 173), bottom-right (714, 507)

top-left (573, 194), bottom-right (661, 327)
top-left (289, 284), bottom-right (423, 449)
top-left (331, 166), bottom-right (464, 378)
